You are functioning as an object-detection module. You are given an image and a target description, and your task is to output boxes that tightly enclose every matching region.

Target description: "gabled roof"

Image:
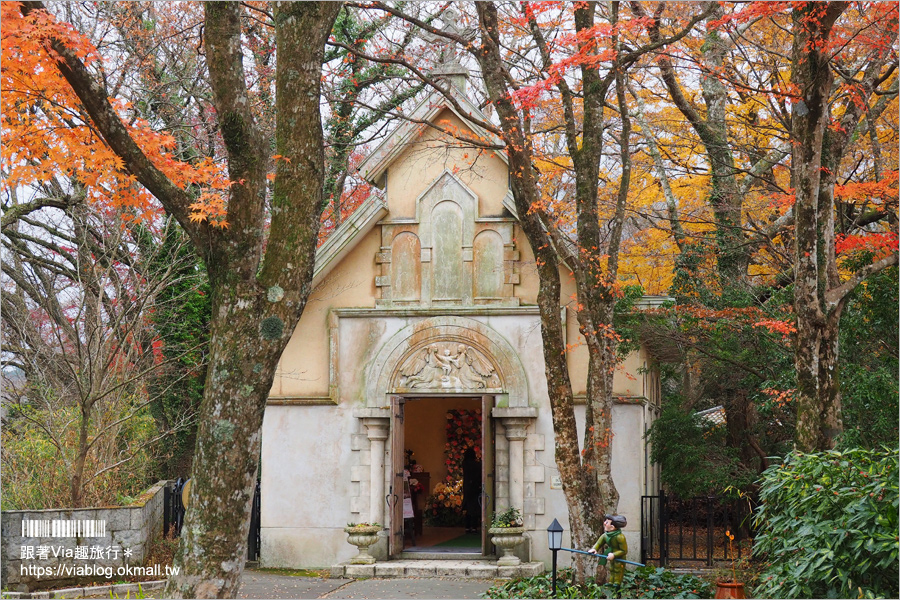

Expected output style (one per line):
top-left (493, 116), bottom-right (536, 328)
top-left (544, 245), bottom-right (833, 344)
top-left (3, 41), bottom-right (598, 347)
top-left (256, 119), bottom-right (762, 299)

top-left (312, 87), bottom-right (508, 291)
top-left (358, 87), bottom-right (506, 186)
top-left (696, 405), bottom-right (727, 427)
top-left (312, 192), bottom-right (388, 288)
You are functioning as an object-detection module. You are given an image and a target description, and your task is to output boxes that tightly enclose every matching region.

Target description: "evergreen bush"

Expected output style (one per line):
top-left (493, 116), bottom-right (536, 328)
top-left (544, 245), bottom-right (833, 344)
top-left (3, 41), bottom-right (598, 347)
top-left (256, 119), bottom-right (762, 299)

top-left (752, 447), bottom-right (899, 599)
top-left (481, 566), bottom-right (712, 599)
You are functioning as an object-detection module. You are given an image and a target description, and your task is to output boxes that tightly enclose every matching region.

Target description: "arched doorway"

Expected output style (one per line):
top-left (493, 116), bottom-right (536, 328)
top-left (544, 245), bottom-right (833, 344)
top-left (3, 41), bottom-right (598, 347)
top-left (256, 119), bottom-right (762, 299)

top-left (391, 394), bottom-right (494, 557)
top-left (358, 315), bottom-right (536, 560)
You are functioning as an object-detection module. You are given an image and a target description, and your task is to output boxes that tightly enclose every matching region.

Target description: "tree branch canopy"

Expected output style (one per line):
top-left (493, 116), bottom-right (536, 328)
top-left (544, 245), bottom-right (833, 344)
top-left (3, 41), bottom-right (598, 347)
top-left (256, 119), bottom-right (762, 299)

top-left (18, 1), bottom-right (210, 255)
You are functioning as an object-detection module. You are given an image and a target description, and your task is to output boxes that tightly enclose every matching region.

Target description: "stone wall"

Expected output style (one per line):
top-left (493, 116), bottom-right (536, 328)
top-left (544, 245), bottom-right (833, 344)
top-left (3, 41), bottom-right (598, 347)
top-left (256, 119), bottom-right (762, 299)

top-left (0, 480), bottom-right (168, 592)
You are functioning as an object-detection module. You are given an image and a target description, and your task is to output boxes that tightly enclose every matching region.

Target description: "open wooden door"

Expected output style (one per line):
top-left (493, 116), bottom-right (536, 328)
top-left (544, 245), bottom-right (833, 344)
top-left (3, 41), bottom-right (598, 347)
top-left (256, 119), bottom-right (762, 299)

top-left (481, 395), bottom-right (495, 556)
top-left (389, 396), bottom-right (405, 556)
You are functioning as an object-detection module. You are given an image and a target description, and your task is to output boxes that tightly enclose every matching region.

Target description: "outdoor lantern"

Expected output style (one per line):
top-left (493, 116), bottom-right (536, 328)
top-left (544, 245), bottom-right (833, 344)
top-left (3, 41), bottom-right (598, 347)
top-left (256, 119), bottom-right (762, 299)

top-left (547, 518), bottom-right (563, 550)
top-left (547, 518), bottom-right (563, 597)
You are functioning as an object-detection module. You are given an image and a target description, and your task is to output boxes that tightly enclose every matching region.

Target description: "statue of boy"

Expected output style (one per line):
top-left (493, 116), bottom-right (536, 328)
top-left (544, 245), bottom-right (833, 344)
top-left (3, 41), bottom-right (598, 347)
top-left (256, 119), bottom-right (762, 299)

top-left (588, 514), bottom-right (628, 584)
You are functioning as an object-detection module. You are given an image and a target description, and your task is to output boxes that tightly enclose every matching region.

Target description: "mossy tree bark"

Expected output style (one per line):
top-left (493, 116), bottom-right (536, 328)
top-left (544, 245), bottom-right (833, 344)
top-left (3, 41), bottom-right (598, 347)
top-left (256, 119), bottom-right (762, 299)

top-left (789, 1), bottom-right (898, 452)
top-left (20, 1), bottom-right (341, 596)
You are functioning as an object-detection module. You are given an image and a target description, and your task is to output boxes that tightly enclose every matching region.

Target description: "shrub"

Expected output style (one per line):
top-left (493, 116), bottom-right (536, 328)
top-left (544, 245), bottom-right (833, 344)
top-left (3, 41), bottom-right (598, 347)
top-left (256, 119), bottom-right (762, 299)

top-left (481, 566), bottom-right (712, 599)
top-left (1, 403), bottom-right (160, 509)
top-left (752, 447), bottom-right (899, 599)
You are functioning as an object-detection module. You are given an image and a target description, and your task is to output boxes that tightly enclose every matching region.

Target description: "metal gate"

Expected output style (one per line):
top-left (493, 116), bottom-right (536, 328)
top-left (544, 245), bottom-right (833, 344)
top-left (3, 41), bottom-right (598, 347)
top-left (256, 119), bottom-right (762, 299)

top-left (164, 478), bottom-right (261, 561)
top-left (641, 490), bottom-right (754, 566)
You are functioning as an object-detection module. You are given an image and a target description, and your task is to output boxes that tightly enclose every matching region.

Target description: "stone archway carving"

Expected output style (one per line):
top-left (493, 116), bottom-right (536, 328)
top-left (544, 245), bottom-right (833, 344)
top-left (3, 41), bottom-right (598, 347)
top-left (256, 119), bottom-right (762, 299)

top-left (365, 316), bottom-right (529, 407)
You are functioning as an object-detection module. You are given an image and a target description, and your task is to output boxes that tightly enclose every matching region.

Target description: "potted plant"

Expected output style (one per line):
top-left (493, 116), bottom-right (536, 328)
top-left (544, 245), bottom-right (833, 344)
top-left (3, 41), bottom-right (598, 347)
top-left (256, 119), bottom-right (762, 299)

top-left (488, 507), bottom-right (527, 566)
top-left (343, 522), bottom-right (382, 564)
top-left (714, 530), bottom-right (747, 599)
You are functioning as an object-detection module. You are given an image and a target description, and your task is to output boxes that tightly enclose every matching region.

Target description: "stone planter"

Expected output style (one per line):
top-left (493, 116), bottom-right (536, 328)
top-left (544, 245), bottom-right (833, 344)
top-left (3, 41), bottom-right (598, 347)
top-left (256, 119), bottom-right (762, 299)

top-left (489, 526), bottom-right (527, 566)
top-left (344, 525), bottom-right (382, 564)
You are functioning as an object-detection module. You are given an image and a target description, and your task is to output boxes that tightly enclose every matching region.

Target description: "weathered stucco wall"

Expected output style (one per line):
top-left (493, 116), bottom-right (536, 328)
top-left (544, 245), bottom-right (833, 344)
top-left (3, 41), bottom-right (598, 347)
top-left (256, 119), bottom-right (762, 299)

top-left (260, 404), bottom-right (360, 568)
top-left (271, 227), bottom-right (380, 399)
top-left (529, 401), bottom-right (651, 567)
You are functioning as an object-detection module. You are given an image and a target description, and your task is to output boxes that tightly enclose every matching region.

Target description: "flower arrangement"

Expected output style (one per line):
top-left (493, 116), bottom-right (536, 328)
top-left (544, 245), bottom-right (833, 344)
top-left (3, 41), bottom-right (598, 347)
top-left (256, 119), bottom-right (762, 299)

top-left (408, 478), bottom-right (424, 495)
top-left (423, 409), bottom-right (482, 527)
top-left (443, 409), bottom-right (482, 480)
top-left (424, 479), bottom-right (464, 526)
top-left (491, 506), bottom-right (523, 528)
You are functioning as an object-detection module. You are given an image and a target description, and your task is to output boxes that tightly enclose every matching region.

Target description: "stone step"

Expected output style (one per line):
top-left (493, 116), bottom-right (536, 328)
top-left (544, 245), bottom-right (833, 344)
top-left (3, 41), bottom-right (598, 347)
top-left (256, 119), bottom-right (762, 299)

top-left (332, 560), bottom-right (544, 580)
top-left (398, 551), bottom-right (490, 560)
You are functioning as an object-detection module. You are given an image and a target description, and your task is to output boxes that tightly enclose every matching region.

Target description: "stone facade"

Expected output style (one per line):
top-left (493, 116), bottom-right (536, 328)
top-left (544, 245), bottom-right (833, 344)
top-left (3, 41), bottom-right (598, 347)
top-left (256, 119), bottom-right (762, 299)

top-left (0, 481), bottom-right (167, 592)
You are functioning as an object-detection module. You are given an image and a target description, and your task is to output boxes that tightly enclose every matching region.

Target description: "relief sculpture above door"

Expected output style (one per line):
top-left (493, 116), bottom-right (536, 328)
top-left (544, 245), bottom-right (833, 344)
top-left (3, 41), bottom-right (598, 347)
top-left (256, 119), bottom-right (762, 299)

top-left (398, 342), bottom-right (500, 390)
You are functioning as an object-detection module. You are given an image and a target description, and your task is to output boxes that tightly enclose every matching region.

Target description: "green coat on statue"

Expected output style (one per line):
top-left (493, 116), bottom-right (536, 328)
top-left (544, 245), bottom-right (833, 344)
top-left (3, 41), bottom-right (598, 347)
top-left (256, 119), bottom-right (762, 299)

top-left (592, 529), bottom-right (628, 584)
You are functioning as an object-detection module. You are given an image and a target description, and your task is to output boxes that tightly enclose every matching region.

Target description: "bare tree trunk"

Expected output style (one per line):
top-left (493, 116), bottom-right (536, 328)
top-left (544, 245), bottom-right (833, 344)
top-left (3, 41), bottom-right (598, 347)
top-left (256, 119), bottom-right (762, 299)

top-left (164, 4), bottom-right (340, 597)
top-left (476, 1), bottom-right (633, 582)
top-left (644, 1), bottom-right (746, 286)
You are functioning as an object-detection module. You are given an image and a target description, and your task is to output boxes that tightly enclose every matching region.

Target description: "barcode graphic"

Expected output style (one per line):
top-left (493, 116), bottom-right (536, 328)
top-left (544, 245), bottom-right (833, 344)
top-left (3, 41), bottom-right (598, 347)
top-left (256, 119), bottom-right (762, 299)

top-left (21, 519), bottom-right (106, 538)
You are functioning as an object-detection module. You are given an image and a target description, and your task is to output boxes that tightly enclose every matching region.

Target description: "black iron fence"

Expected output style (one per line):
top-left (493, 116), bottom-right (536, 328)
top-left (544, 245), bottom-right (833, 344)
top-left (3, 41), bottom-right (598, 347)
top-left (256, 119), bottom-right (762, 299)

top-left (640, 490), bottom-right (755, 566)
top-left (164, 477), bottom-right (261, 561)
top-left (163, 478), bottom-right (187, 537)
top-left (247, 477), bottom-right (261, 561)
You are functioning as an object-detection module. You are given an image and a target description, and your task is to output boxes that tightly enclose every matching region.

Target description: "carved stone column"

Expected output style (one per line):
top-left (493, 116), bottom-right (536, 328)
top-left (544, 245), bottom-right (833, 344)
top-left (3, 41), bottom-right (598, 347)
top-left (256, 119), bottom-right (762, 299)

top-left (502, 418), bottom-right (528, 513)
top-left (493, 407), bottom-right (537, 518)
top-left (363, 417), bottom-right (390, 526)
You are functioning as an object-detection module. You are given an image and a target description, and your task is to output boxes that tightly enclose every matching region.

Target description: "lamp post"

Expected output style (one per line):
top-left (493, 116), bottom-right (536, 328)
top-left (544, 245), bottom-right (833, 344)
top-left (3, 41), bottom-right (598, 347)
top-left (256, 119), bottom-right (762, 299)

top-left (547, 518), bottom-right (563, 597)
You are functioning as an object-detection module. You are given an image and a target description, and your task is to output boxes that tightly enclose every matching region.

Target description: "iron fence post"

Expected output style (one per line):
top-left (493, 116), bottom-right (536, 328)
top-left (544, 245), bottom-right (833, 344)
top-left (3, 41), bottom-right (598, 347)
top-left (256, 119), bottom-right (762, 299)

top-left (706, 496), bottom-right (715, 566)
top-left (660, 489), bottom-right (667, 567)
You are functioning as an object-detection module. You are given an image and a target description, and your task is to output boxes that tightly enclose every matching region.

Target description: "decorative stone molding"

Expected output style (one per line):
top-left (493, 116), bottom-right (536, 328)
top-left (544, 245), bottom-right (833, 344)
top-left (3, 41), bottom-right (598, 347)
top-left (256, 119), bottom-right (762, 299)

top-left (363, 419), bottom-right (390, 441)
top-left (365, 316), bottom-right (530, 407)
top-left (492, 407), bottom-right (538, 420)
top-left (350, 409), bottom-right (391, 523)
top-left (353, 408), bottom-right (391, 419)
top-left (492, 408), bottom-right (537, 524)
top-left (500, 418), bottom-right (530, 441)
top-left (374, 171), bottom-right (520, 308)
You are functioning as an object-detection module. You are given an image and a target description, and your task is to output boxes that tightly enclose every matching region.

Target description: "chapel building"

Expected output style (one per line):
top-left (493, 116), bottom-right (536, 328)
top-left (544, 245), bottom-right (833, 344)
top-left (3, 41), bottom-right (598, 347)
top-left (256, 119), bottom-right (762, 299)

top-left (260, 73), bottom-right (662, 571)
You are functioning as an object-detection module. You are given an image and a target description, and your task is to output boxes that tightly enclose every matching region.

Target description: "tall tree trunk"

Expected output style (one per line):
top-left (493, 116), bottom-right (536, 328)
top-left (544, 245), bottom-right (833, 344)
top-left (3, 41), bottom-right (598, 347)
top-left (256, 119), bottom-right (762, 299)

top-left (476, 1), bottom-right (629, 582)
top-left (646, 1), bottom-right (745, 287)
top-left (790, 2), bottom-right (849, 452)
top-left (165, 4), bottom-right (340, 597)
top-left (18, 1), bottom-right (340, 595)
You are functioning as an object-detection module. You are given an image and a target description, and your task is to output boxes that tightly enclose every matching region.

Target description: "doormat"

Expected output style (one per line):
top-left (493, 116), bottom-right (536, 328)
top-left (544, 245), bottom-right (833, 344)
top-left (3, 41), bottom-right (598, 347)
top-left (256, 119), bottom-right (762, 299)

top-left (432, 532), bottom-right (482, 548)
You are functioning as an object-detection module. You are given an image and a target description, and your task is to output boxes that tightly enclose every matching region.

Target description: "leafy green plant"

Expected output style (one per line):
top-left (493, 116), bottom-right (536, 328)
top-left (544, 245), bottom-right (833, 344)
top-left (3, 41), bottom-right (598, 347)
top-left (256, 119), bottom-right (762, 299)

top-left (490, 507), bottom-right (523, 528)
top-left (481, 566), bottom-right (712, 599)
top-left (752, 447), bottom-right (899, 599)
top-left (647, 403), bottom-right (755, 497)
top-left (838, 265), bottom-right (899, 450)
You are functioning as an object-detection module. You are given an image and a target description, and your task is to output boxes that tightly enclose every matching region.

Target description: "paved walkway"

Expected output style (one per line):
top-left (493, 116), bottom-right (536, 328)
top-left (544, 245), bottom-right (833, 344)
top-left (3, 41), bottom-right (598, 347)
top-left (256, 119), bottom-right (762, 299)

top-left (53, 570), bottom-right (497, 599)
top-left (238, 570), bottom-right (496, 599)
